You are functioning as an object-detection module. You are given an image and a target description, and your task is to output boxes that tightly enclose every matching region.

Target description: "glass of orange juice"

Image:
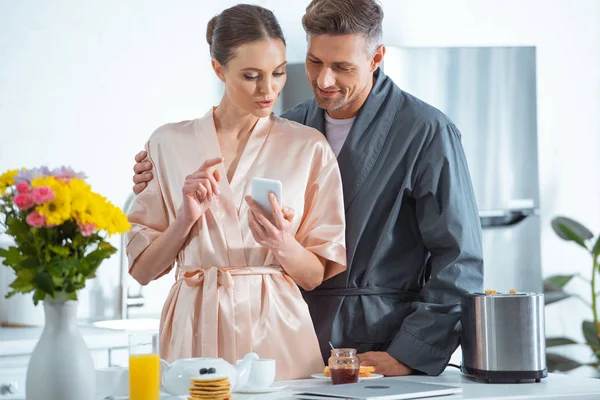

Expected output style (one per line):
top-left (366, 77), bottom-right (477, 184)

top-left (129, 332), bottom-right (160, 400)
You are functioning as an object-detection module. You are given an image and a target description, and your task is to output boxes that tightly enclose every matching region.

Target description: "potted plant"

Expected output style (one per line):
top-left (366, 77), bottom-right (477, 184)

top-left (0, 166), bottom-right (130, 400)
top-left (544, 216), bottom-right (600, 375)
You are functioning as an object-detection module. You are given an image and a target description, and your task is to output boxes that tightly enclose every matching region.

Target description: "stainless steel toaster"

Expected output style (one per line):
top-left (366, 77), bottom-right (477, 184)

top-left (460, 292), bottom-right (548, 383)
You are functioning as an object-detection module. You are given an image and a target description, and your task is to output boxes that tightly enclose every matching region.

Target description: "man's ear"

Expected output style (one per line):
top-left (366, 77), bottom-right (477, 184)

top-left (212, 59), bottom-right (226, 82)
top-left (370, 44), bottom-right (386, 72)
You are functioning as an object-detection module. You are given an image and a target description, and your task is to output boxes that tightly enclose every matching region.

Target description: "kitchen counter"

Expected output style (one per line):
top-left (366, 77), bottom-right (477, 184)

top-left (0, 325), bottom-right (129, 357)
top-left (231, 369), bottom-right (600, 400)
top-left (3, 326), bottom-right (600, 399)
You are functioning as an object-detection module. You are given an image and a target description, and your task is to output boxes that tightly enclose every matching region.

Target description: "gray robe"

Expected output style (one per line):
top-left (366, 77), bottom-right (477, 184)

top-left (281, 68), bottom-right (484, 376)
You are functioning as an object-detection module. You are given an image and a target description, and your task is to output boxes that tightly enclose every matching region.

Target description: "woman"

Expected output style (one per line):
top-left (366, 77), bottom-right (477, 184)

top-left (126, 4), bottom-right (346, 380)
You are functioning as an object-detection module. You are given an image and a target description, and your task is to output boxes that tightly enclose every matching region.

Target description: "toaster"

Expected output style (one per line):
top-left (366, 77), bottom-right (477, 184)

top-left (460, 292), bottom-right (548, 383)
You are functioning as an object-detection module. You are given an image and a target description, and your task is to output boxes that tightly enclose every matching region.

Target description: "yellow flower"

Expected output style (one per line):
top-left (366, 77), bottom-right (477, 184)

top-left (0, 169), bottom-right (18, 195)
top-left (69, 178), bottom-right (93, 223)
top-left (22, 172), bottom-right (130, 235)
top-left (107, 203), bottom-right (130, 235)
top-left (32, 176), bottom-right (71, 226)
top-left (87, 193), bottom-right (109, 229)
top-left (91, 197), bottom-right (130, 236)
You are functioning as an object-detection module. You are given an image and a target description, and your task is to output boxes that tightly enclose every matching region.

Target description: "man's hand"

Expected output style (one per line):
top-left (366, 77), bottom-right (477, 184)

top-left (132, 150), bottom-right (153, 194)
top-left (357, 352), bottom-right (414, 376)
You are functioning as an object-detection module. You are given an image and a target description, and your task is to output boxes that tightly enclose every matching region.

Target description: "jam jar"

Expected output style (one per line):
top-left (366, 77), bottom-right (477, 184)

top-left (328, 348), bottom-right (360, 385)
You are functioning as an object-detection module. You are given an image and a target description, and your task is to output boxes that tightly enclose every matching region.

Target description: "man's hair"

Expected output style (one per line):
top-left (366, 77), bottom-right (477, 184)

top-left (302, 0), bottom-right (383, 53)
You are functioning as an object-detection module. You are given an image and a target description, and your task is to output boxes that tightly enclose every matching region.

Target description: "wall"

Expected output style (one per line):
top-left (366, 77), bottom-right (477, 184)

top-left (0, 0), bottom-right (238, 319)
top-left (1, 0), bottom-right (599, 361)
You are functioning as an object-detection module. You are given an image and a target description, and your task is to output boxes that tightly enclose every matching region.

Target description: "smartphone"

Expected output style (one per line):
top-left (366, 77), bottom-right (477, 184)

top-left (251, 177), bottom-right (283, 217)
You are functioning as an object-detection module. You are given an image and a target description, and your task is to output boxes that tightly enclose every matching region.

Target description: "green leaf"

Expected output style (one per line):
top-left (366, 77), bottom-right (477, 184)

top-left (592, 235), bottom-right (600, 257)
top-left (49, 258), bottom-right (78, 275)
top-left (0, 246), bottom-right (24, 267)
top-left (98, 241), bottom-right (115, 251)
top-left (32, 289), bottom-right (45, 305)
top-left (551, 217), bottom-right (593, 249)
top-left (33, 271), bottom-right (55, 296)
top-left (21, 257), bottom-right (39, 269)
top-left (544, 281), bottom-right (571, 305)
top-left (82, 247), bottom-right (115, 277)
top-left (48, 245), bottom-right (70, 257)
top-left (51, 275), bottom-right (64, 287)
top-left (546, 353), bottom-right (582, 372)
top-left (582, 320), bottom-right (600, 349)
top-left (546, 275), bottom-right (575, 288)
top-left (5, 216), bottom-right (31, 242)
top-left (71, 234), bottom-right (84, 248)
top-left (9, 269), bottom-right (36, 293)
top-left (546, 337), bottom-right (579, 347)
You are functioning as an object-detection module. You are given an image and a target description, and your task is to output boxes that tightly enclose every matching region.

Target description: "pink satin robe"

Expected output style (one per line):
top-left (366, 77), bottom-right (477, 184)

top-left (126, 109), bottom-right (347, 380)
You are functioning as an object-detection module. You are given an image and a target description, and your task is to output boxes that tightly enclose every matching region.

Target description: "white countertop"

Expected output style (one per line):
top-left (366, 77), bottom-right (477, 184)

top-left (0, 325), bottom-right (129, 357)
top-left (229, 369), bottom-right (600, 400)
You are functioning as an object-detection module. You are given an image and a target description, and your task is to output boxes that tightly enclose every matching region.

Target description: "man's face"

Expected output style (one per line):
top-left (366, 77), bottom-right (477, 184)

top-left (305, 34), bottom-right (377, 114)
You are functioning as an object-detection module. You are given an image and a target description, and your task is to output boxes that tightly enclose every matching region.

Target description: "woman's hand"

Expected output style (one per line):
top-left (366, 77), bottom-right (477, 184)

top-left (245, 192), bottom-right (326, 290)
top-left (245, 193), bottom-right (294, 250)
top-left (177, 157), bottom-right (223, 224)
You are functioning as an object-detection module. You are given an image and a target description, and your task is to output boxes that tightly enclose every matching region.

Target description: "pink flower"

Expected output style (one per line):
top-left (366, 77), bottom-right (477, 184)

top-left (13, 193), bottom-right (35, 210)
top-left (16, 182), bottom-right (31, 194)
top-left (78, 222), bottom-right (95, 237)
top-left (32, 186), bottom-right (55, 204)
top-left (51, 166), bottom-right (86, 181)
top-left (26, 210), bottom-right (46, 227)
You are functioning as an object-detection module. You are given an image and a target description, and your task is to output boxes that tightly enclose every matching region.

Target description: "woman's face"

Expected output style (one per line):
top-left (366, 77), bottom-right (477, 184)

top-left (214, 39), bottom-right (287, 118)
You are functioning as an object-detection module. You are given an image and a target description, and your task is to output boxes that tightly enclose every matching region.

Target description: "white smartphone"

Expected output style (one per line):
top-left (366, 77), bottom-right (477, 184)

top-left (251, 177), bottom-right (283, 217)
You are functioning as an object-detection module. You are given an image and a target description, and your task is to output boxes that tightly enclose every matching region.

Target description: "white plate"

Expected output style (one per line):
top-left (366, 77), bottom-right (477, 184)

top-left (236, 384), bottom-right (288, 394)
top-left (311, 373), bottom-right (384, 381)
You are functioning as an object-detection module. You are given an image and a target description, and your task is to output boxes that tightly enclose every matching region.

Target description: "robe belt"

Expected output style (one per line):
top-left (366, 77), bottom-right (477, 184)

top-left (178, 265), bottom-right (284, 357)
top-left (305, 286), bottom-right (420, 298)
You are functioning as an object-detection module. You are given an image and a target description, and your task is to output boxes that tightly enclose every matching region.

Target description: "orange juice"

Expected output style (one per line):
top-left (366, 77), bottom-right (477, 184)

top-left (129, 353), bottom-right (160, 400)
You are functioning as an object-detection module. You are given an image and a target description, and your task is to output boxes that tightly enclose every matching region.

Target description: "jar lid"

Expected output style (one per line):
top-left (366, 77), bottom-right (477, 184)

top-left (330, 348), bottom-right (357, 357)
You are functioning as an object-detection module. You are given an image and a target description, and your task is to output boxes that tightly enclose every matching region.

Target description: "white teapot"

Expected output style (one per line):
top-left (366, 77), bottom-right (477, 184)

top-left (160, 352), bottom-right (258, 396)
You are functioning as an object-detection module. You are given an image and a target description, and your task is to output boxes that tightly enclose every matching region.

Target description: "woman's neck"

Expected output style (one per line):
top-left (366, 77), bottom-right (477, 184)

top-left (213, 95), bottom-right (259, 139)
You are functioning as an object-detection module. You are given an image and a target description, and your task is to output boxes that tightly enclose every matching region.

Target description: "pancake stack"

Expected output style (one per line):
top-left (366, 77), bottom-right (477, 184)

top-left (188, 376), bottom-right (231, 400)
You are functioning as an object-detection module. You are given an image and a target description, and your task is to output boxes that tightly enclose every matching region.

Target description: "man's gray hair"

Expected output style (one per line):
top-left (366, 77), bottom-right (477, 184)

top-left (302, 0), bottom-right (384, 53)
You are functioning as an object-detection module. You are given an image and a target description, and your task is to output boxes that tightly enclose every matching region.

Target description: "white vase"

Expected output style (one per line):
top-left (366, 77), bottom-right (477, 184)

top-left (26, 296), bottom-right (96, 400)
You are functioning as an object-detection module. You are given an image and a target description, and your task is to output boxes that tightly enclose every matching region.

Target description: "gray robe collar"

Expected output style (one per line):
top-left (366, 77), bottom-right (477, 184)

top-left (305, 68), bottom-right (402, 210)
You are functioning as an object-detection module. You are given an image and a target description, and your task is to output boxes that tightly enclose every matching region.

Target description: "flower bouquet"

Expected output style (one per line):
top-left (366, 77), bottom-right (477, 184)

top-left (0, 166), bottom-right (129, 303)
top-left (0, 166), bottom-right (130, 400)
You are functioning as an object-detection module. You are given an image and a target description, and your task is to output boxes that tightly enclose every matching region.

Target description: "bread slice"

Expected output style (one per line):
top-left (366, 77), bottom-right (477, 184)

top-left (323, 366), bottom-right (375, 377)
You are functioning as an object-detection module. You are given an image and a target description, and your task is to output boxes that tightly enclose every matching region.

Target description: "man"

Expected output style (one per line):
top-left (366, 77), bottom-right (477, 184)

top-left (132, 0), bottom-right (483, 376)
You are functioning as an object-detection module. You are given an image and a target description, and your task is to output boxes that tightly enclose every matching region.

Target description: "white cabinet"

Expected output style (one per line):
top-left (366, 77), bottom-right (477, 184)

top-left (0, 365), bottom-right (25, 400)
top-left (0, 326), bottom-right (129, 399)
top-left (108, 347), bottom-right (130, 367)
top-left (0, 346), bottom-right (128, 400)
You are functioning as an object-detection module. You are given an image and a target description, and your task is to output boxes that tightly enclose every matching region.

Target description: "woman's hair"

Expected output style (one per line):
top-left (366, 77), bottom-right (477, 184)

top-left (206, 4), bottom-right (286, 66)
